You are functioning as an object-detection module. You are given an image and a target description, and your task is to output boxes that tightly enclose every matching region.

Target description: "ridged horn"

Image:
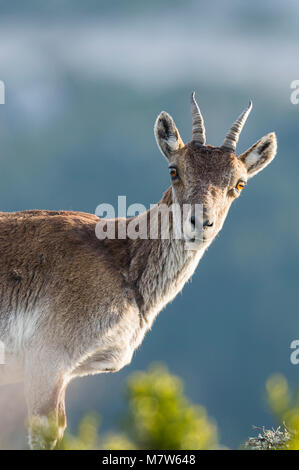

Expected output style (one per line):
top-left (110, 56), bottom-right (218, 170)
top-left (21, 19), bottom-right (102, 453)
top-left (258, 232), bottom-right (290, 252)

top-left (191, 92), bottom-right (206, 145)
top-left (221, 101), bottom-right (252, 152)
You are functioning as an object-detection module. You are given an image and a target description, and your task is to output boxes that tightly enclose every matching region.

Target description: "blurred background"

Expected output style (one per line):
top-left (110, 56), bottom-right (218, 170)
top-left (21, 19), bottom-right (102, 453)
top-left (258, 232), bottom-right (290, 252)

top-left (0, 0), bottom-right (299, 449)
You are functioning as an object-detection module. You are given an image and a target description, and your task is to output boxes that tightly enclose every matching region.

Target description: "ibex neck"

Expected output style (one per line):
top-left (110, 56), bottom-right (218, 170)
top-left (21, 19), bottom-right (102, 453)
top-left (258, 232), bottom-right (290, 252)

top-left (128, 187), bottom-right (205, 325)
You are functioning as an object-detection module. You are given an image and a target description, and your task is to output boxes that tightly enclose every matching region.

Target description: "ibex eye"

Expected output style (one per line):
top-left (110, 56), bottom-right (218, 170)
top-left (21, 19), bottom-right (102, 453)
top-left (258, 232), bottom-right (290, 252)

top-left (169, 167), bottom-right (178, 180)
top-left (236, 181), bottom-right (246, 191)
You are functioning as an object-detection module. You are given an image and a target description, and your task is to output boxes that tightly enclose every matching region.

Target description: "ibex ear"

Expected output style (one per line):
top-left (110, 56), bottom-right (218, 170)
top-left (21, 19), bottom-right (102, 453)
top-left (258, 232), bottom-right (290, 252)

top-left (239, 132), bottom-right (277, 178)
top-left (154, 112), bottom-right (184, 160)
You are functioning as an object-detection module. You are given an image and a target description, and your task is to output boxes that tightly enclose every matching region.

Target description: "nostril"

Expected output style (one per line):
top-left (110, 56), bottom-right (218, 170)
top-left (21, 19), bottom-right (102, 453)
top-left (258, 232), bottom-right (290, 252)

top-left (203, 220), bottom-right (214, 228)
top-left (191, 216), bottom-right (214, 229)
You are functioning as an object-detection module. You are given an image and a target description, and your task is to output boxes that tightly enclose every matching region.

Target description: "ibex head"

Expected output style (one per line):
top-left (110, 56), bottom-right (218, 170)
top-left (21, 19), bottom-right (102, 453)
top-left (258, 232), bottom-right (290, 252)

top-left (154, 93), bottom-right (277, 245)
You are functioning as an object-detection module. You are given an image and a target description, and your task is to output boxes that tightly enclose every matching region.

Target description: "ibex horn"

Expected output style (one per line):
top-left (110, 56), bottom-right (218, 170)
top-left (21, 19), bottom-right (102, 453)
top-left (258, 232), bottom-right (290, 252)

top-left (221, 100), bottom-right (252, 152)
top-left (191, 92), bottom-right (206, 146)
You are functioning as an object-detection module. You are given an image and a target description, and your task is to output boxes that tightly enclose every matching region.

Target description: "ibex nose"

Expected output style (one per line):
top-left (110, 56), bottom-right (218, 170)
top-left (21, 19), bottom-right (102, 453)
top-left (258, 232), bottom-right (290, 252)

top-left (190, 215), bottom-right (214, 230)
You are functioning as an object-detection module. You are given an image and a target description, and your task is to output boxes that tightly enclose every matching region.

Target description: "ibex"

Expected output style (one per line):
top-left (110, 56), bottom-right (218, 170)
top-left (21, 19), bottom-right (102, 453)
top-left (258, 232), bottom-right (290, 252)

top-left (0, 93), bottom-right (277, 449)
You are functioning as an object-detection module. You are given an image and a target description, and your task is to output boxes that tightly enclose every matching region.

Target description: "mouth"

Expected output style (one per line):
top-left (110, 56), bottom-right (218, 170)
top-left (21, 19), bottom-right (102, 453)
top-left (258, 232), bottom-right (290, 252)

top-left (184, 233), bottom-right (210, 243)
top-left (184, 235), bottom-right (205, 250)
top-left (183, 230), bottom-right (214, 249)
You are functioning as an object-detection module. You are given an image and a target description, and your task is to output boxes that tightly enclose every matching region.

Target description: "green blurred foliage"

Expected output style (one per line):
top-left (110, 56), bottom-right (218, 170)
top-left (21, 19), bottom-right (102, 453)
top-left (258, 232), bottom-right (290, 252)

top-left (121, 363), bottom-right (218, 450)
top-left (58, 414), bottom-right (101, 450)
top-left (60, 372), bottom-right (299, 451)
top-left (58, 363), bottom-right (218, 450)
top-left (266, 374), bottom-right (299, 450)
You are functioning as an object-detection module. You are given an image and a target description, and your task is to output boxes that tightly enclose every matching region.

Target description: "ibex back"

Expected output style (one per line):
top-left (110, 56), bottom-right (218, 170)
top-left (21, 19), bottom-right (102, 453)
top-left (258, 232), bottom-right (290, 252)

top-left (0, 93), bottom-right (277, 449)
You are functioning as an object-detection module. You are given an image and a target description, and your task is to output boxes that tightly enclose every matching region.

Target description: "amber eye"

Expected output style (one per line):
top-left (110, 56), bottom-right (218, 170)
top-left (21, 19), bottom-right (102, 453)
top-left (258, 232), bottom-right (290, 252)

top-left (236, 181), bottom-right (246, 191)
top-left (169, 167), bottom-right (178, 180)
